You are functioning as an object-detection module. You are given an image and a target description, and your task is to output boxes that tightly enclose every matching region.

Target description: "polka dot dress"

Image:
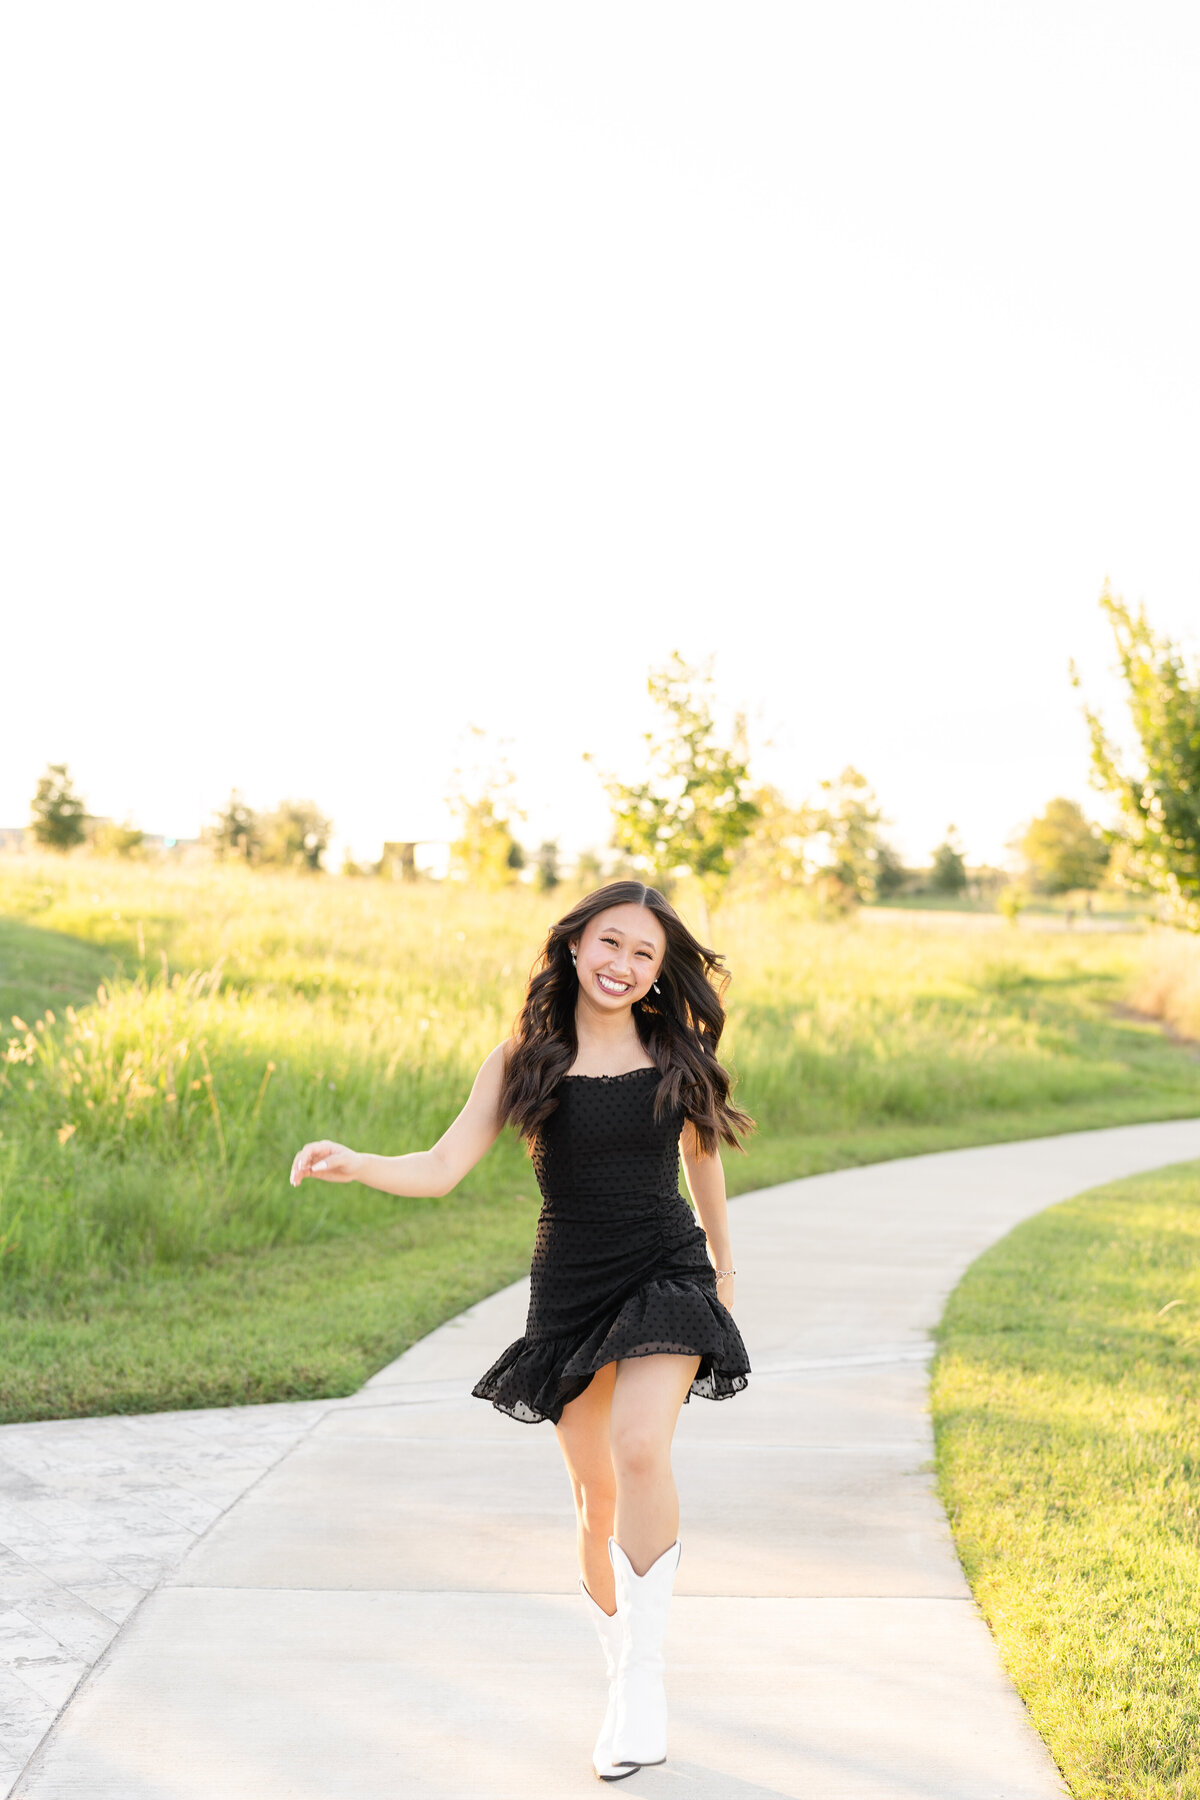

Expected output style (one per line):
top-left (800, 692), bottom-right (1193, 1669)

top-left (472, 1067), bottom-right (751, 1425)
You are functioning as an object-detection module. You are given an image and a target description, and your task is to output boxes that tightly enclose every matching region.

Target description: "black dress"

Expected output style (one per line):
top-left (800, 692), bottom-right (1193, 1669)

top-left (471, 1067), bottom-right (751, 1425)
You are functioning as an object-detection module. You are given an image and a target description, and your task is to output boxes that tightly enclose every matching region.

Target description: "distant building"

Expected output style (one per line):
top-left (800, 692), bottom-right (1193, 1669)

top-left (379, 841), bottom-right (417, 880)
top-left (379, 840), bottom-right (451, 880)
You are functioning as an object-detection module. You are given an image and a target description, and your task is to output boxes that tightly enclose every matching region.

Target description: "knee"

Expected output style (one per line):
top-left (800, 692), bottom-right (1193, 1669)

top-left (610, 1422), bottom-right (668, 1485)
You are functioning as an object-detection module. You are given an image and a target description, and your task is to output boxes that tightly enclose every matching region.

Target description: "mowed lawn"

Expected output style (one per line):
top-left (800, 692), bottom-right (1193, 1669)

top-left (933, 1161), bottom-right (1200, 1800)
top-left (1, 853), bottom-right (1198, 1421)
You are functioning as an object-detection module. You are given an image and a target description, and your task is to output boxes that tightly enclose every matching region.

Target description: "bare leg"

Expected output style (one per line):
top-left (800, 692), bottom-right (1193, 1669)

top-left (609, 1353), bottom-right (701, 1573)
top-left (554, 1361), bottom-right (618, 1613)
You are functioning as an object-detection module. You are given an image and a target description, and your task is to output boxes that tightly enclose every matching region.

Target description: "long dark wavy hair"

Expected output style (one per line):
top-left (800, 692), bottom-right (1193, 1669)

top-left (499, 880), bottom-right (755, 1158)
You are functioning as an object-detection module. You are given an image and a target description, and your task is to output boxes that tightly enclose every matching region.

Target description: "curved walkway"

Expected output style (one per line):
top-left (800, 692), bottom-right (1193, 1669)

top-left (13, 1118), bottom-right (1200, 1799)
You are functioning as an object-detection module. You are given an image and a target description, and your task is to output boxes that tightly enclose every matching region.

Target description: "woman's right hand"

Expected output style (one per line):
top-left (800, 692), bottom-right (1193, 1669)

top-left (290, 1140), bottom-right (363, 1187)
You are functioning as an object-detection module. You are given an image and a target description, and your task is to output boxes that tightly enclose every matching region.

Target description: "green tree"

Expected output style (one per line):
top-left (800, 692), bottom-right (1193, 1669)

top-left (588, 651), bottom-right (761, 919)
top-left (1019, 797), bottom-right (1109, 894)
top-left (1073, 584), bottom-right (1200, 927)
top-left (534, 840), bottom-right (561, 891)
top-left (729, 769), bottom-right (899, 907)
top-left (574, 848), bottom-right (604, 887)
top-left (446, 727), bottom-right (526, 889)
top-left (260, 799), bottom-right (332, 872)
top-left (207, 790), bottom-right (262, 862)
top-left (92, 820), bottom-right (145, 858)
top-left (873, 839), bottom-right (908, 898)
top-left (811, 767), bottom-right (888, 908)
top-left (447, 794), bottom-right (526, 887)
top-left (30, 763), bottom-right (87, 851)
top-left (998, 883), bottom-right (1027, 926)
top-left (930, 826), bottom-right (968, 895)
top-left (727, 783), bottom-right (819, 894)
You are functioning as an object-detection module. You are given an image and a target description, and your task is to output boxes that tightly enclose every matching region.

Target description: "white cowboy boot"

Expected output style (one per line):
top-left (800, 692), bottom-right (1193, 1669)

top-left (608, 1537), bottom-right (681, 1770)
top-left (580, 1578), bottom-right (634, 1782)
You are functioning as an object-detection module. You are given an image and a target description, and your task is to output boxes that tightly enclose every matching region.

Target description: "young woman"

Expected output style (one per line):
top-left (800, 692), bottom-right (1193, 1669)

top-left (290, 879), bottom-right (753, 1781)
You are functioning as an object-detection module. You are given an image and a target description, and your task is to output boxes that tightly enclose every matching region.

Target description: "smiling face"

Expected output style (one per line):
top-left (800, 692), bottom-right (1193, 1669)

top-left (569, 903), bottom-right (666, 1010)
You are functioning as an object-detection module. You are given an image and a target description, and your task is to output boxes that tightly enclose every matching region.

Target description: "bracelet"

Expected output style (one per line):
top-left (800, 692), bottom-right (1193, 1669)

top-left (714, 1267), bottom-right (737, 1279)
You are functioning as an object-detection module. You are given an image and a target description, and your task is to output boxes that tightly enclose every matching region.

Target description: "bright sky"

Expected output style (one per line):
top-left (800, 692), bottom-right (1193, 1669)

top-left (3, 2), bottom-right (1198, 869)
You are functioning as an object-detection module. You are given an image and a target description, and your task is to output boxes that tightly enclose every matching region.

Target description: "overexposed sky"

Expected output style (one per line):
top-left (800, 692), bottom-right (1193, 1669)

top-left (3, 2), bottom-right (1198, 867)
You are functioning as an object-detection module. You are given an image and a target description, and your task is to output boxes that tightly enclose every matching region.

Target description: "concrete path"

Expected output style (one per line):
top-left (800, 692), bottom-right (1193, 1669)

top-left (0, 1401), bottom-right (333, 1792)
top-left (12, 1118), bottom-right (1200, 1799)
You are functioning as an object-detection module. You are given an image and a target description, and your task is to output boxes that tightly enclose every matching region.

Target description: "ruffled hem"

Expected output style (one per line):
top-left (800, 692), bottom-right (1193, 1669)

top-left (471, 1275), bottom-right (751, 1425)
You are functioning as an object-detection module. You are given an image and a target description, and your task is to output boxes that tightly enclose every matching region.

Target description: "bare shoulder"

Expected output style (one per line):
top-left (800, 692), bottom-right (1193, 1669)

top-left (476, 1037), bottom-right (517, 1084)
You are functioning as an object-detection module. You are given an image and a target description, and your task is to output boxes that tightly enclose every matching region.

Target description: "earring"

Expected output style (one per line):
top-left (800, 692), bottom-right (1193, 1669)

top-left (652, 981), bottom-right (661, 994)
top-left (570, 949), bottom-right (577, 964)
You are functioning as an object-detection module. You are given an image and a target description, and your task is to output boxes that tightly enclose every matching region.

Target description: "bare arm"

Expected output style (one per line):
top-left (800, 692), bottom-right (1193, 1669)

top-left (679, 1117), bottom-right (736, 1314)
top-left (290, 1041), bottom-right (512, 1198)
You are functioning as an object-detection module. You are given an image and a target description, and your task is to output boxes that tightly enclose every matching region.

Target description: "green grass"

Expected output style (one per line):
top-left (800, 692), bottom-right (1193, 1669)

top-left (0, 916), bottom-right (122, 1024)
top-left (1, 852), bottom-right (1198, 1421)
top-left (932, 1161), bottom-right (1200, 1799)
top-left (0, 1188), bottom-right (539, 1419)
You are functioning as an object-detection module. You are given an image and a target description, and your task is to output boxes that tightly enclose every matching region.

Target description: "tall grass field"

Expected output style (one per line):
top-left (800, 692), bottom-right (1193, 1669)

top-left (1, 852), bottom-right (1198, 1421)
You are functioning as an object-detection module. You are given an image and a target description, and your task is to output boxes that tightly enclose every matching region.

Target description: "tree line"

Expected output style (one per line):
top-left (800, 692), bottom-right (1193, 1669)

top-left (20, 582), bottom-right (1200, 929)
top-left (26, 775), bottom-right (332, 873)
top-left (400, 590), bottom-right (1200, 927)
top-left (18, 730), bottom-right (1107, 907)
